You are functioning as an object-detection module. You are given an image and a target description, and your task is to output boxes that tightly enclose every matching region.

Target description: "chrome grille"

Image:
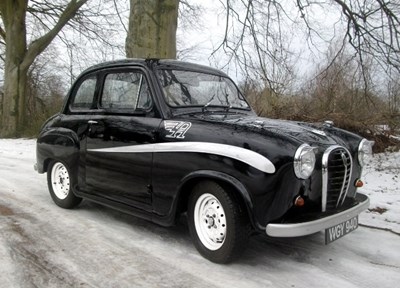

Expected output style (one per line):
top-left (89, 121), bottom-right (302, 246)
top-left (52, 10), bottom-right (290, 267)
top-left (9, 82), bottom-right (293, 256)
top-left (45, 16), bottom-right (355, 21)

top-left (322, 146), bottom-right (353, 212)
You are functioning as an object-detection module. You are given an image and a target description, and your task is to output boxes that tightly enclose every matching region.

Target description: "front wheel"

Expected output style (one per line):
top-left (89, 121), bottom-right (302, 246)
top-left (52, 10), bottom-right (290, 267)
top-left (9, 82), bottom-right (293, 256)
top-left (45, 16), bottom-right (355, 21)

top-left (47, 161), bottom-right (82, 209)
top-left (188, 181), bottom-right (250, 263)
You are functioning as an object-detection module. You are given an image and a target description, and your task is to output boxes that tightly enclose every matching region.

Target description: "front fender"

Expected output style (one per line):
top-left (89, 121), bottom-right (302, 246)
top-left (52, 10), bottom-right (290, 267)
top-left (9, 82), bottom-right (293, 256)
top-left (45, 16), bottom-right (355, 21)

top-left (176, 170), bottom-right (260, 230)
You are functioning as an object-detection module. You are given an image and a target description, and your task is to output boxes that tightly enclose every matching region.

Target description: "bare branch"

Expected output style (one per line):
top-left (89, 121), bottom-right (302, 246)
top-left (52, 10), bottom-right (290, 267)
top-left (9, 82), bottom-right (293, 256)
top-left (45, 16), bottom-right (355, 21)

top-left (113, 0), bottom-right (128, 33)
top-left (22, 0), bottom-right (89, 70)
top-left (0, 24), bottom-right (5, 40)
top-left (213, 0), bottom-right (400, 93)
top-left (178, 0), bottom-right (203, 30)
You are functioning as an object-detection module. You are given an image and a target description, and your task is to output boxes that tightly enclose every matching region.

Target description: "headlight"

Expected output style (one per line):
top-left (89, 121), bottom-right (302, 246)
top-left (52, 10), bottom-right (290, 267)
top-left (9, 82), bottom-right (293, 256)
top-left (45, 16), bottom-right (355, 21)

top-left (294, 144), bottom-right (316, 179)
top-left (358, 139), bottom-right (374, 167)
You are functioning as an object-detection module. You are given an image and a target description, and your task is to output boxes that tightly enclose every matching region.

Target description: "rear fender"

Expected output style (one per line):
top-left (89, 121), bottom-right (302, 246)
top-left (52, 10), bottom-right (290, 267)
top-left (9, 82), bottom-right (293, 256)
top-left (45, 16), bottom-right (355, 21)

top-left (36, 128), bottom-right (80, 174)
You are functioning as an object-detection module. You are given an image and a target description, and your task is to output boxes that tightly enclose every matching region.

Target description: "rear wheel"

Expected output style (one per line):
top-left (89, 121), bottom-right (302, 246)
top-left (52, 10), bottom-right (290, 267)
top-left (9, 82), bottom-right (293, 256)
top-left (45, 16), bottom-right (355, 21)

top-left (188, 181), bottom-right (250, 263)
top-left (47, 161), bottom-right (82, 209)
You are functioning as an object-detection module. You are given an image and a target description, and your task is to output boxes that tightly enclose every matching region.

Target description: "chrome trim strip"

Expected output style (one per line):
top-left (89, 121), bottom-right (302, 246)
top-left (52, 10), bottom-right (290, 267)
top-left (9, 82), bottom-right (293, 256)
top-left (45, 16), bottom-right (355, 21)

top-left (265, 193), bottom-right (370, 237)
top-left (321, 145), bottom-right (341, 212)
top-left (321, 145), bottom-right (352, 212)
top-left (88, 142), bottom-right (276, 174)
top-left (337, 148), bottom-right (353, 207)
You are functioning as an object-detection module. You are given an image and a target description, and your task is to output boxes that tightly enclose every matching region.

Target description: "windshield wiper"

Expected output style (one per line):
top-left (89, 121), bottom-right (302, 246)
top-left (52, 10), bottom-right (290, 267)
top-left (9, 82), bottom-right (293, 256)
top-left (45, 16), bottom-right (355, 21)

top-left (202, 94), bottom-right (216, 112)
top-left (202, 102), bottom-right (233, 113)
top-left (224, 104), bottom-right (232, 112)
top-left (202, 101), bottom-right (212, 112)
top-left (172, 105), bottom-right (248, 117)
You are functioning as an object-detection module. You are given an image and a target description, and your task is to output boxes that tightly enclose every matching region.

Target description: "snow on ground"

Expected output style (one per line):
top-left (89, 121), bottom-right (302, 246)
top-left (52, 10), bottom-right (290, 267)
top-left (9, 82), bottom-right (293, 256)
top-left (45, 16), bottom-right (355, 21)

top-left (0, 139), bottom-right (399, 288)
top-left (360, 152), bottom-right (400, 234)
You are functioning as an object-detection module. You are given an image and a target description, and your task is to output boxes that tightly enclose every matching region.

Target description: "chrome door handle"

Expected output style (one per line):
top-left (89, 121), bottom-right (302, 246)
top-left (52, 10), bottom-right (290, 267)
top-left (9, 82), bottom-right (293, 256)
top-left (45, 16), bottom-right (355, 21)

top-left (88, 120), bottom-right (98, 125)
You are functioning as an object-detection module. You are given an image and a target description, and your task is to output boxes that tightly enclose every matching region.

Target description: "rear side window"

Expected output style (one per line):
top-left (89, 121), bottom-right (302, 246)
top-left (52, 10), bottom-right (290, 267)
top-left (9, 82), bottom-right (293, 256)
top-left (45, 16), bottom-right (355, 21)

top-left (70, 76), bottom-right (97, 110)
top-left (100, 72), bottom-right (152, 111)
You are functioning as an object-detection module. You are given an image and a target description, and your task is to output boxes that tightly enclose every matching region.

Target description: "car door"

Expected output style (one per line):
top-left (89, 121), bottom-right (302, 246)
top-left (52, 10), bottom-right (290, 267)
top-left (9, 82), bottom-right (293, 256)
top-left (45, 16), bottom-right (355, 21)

top-left (85, 68), bottom-right (162, 211)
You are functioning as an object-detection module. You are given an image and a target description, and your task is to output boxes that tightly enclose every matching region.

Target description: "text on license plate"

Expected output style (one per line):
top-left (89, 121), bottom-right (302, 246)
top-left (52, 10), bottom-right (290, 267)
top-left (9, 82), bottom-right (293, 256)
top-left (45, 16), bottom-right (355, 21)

top-left (325, 216), bottom-right (358, 244)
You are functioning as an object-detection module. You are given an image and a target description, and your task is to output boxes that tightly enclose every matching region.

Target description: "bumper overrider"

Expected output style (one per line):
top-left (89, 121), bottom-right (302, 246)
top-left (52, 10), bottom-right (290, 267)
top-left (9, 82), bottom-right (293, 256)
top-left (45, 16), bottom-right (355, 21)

top-left (266, 193), bottom-right (369, 237)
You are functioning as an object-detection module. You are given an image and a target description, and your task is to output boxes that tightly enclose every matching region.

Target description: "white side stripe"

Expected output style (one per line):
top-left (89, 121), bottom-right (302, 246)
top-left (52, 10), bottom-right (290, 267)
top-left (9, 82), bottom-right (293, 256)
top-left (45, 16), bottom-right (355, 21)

top-left (88, 142), bottom-right (275, 174)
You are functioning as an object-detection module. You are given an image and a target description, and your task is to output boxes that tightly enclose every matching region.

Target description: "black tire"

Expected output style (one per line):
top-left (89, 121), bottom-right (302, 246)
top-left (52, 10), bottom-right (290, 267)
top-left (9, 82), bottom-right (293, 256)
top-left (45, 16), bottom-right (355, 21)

top-left (47, 160), bottom-right (82, 209)
top-left (187, 180), bottom-right (250, 263)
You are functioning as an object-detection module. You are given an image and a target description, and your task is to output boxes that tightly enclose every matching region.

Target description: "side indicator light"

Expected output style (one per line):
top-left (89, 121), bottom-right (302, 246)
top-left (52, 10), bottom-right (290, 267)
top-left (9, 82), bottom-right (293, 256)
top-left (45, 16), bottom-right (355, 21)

top-left (355, 179), bottom-right (364, 188)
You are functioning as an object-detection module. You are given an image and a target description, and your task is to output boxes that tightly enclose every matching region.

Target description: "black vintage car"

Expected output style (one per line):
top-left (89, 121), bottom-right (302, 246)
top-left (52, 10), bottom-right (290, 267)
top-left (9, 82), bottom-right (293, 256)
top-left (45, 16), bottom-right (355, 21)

top-left (36, 59), bottom-right (372, 263)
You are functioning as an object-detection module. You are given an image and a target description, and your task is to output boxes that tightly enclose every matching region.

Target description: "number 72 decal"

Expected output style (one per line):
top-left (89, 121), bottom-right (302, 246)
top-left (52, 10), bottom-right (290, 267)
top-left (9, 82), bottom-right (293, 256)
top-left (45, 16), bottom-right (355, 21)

top-left (164, 121), bottom-right (192, 139)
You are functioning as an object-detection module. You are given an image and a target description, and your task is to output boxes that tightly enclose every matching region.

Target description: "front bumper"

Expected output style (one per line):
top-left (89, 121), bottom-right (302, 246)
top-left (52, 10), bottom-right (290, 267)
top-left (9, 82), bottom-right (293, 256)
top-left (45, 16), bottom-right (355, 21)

top-left (266, 193), bottom-right (369, 237)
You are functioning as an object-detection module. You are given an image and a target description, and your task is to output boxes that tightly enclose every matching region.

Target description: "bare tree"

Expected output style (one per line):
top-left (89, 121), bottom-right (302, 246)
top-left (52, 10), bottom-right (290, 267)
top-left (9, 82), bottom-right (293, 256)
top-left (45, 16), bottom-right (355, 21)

top-left (385, 68), bottom-right (400, 132)
top-left (126, 0), bottom-right (179, 58)
top-left (25, 51), bottom-right (66, 135)
top-left (0, 0), bottom-right (126, 137)
top-left (176, 1), bottom-right (204, 61)
top-left (125, 0), bottom-right (204, 59)
top-left (213, 0), bottom-right (400, 93)
top-left (0, 0), bottom-right (89, 137)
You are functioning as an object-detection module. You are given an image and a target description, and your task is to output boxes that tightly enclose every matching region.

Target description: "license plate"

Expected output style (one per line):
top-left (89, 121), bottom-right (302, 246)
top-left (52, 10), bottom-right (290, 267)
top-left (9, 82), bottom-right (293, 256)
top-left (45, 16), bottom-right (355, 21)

top-left (325, 216), bottom-right (358, 244)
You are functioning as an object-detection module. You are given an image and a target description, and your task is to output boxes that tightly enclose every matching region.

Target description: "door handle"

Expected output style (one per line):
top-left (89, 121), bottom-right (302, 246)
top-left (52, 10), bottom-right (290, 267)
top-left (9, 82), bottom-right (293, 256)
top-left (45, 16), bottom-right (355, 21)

top-left (88, 120), bottom-right (98, 125)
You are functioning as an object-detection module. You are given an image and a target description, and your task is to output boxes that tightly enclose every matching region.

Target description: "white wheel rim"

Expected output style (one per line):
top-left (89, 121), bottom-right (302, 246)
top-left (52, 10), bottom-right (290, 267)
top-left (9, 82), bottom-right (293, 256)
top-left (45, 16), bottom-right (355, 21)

top-left (194, 193), bottom-right (227, 251)
top-left (51, 162), bottom-right (70, 200)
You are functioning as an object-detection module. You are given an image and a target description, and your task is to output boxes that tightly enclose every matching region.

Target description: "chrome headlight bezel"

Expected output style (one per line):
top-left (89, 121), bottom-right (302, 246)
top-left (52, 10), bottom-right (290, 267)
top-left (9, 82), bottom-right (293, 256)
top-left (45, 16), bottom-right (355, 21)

top-left (294, 144), bottom-right (316, 179)
top-left (358, 139), bottom-right (374, 167)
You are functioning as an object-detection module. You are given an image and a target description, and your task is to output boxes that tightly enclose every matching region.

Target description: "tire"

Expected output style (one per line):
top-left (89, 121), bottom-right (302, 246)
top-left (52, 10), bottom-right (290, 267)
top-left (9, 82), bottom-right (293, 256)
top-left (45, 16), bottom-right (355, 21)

top-left (187, 180), bottom-right (250, 263)
top-left (47, 160), bottom-right (82, 209)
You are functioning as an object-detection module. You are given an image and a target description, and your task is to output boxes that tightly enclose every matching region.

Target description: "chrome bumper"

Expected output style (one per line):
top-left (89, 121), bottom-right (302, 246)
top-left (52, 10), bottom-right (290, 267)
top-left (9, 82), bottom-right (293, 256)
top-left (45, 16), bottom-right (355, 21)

top-left (266, 193), bottom-right (370, 237)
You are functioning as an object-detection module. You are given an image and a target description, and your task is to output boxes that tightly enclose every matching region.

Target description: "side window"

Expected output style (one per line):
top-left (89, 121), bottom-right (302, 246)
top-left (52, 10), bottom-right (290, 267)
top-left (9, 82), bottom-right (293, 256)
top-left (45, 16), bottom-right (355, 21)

top-left (101, 72), bottom-right (152, 111)
top-left (70, 76), bottom-right (97, 109)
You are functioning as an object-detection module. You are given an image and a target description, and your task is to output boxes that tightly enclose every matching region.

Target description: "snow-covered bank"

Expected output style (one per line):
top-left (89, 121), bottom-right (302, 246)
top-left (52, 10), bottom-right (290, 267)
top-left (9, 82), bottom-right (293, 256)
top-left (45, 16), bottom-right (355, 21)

top-left (359, 152), bottom-right (400, 234)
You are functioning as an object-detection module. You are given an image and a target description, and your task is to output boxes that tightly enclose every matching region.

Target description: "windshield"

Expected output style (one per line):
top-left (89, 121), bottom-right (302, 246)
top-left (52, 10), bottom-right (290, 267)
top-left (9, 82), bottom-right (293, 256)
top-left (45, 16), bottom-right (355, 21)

top-left (158, 69), bottom-right (250, 109)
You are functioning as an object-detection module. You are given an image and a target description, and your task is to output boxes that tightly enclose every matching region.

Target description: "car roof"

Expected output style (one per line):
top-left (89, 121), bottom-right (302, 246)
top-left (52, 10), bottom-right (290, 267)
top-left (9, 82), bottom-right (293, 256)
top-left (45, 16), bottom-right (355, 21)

top-left (81, 58), bottom-right (229, 77)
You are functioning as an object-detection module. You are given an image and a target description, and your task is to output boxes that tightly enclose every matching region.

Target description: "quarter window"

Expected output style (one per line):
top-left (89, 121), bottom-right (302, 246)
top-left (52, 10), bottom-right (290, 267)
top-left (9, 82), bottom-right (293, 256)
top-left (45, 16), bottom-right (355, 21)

top-left (101, 72), bottom-right (152, 110)
top-left (70, 76), bottom-right (97, 109)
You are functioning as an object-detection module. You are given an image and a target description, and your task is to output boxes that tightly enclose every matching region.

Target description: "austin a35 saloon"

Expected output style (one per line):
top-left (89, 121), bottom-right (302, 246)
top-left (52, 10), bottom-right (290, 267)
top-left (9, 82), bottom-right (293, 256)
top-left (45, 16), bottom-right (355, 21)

top-left (36, 59), bottom-right (372, 263)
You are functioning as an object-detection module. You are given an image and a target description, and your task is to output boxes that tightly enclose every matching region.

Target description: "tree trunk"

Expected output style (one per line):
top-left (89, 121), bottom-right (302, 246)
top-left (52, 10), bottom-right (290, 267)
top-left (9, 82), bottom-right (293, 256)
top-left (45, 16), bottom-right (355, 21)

top-left (126, 0), bottom-right (179, 59)
top-left (0, 0), bottom-right (28, 137)
top-left (2, 65), bottom-right (29, 137)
